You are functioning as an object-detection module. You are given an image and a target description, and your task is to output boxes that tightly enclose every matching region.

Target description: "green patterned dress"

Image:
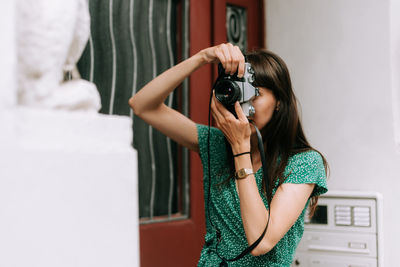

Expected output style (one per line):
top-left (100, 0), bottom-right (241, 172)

top-left (196, 124), bottom-right (328, 267)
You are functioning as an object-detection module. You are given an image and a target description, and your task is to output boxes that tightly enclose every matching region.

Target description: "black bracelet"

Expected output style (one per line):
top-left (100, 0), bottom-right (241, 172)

top-left (233, 151), bottom-right (251, 157)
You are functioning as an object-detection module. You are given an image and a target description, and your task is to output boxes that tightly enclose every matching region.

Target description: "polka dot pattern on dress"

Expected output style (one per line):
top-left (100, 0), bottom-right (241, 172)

top-left (196, 124), bottom-right (328, 267)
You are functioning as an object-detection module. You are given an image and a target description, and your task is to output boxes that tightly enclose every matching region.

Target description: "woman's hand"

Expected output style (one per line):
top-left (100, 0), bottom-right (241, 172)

top-left (211, 94), bottom-right (252, 154)
top-left (199, 43), bottom-right (245, 77)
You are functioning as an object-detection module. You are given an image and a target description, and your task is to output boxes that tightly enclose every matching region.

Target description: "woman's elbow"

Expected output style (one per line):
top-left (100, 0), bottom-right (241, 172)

top-left (250, 240), bottom-right (274, 256)
top-left (128, 97), bottom-right (141, 116)
top-left (128, 95), bottom-right (160, 117)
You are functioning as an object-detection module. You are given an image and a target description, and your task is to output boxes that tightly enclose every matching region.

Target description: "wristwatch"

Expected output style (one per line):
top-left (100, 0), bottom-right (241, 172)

top-left (235, 168), bottom-right (254, 179)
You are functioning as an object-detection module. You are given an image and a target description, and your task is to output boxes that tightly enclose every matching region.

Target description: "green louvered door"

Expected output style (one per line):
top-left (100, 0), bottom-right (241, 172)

top-left (78, 0), bottom-right (189, 221)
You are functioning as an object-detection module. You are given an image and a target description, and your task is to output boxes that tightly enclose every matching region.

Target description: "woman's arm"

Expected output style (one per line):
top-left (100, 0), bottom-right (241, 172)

top-left (129, 53), bottom-right (204, 152)
top-left (129, 43), bottom-right (244, 152)
top-left (211, 96), bottom-right (315, 256)
top-left (235, 144), bottom-right (314, 256)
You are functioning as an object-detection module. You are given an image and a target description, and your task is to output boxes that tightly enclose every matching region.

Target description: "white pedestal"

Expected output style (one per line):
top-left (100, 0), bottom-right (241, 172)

top-left (0, 108), bottom-right (139, 267)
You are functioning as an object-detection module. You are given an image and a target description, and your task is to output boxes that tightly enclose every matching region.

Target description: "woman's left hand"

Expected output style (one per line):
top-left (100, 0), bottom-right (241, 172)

top-left (211, 94), bottom-right (252, 154)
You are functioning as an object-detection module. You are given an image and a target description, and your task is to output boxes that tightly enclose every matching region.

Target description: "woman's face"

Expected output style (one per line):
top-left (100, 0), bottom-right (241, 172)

top-left (248, 87), bottom-right (278, 132)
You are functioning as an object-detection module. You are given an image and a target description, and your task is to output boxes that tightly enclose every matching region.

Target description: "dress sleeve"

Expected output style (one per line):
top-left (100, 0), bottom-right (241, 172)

top-left (196, 124), bottom-right (227, 169)
top-left (283, 150), bottom-right (328, 197)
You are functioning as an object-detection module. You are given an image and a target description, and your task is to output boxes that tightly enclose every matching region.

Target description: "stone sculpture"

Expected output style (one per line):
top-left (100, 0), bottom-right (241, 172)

top-left (16, 0), bottom-right (101, 111)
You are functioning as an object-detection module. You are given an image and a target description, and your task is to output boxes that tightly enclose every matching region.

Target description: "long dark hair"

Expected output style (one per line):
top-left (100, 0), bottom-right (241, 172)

top-left (231, 50), bottom-right (328, 216)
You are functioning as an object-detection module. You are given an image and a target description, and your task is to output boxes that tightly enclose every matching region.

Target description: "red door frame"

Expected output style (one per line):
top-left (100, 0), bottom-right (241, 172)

top-left (139, 1), bottom-right (211, 266)
top-left (139, 1), bottom-right (264, 266)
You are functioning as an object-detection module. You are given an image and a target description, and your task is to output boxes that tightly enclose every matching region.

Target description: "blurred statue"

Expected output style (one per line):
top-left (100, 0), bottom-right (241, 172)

top-left (16, 0), bottom-right (101, 111)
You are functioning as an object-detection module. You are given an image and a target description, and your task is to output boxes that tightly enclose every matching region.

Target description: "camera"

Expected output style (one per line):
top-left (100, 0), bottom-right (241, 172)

top-left (214, 62), bottom-right (259, 117)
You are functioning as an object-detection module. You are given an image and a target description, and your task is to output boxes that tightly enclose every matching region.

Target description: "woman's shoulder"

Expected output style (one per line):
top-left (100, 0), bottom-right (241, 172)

top-left (288, 149), bottom-right (323, 166)
top-left (196, 124), bottom-right (228, 163)
top-left (285, 149), bottom-right (326, 178)
top-left (196, 124), bottom-right (226, 147)
top-left (284, 149), bottom-right (328, 196)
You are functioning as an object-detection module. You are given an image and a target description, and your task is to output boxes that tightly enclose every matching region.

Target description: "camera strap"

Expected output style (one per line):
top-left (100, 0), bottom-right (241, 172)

top-left (207, 90), bottom-right (271, 266)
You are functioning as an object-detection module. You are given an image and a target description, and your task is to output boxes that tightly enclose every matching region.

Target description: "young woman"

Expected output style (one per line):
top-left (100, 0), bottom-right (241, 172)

top-left (129, 43), bottom-right (328, 266)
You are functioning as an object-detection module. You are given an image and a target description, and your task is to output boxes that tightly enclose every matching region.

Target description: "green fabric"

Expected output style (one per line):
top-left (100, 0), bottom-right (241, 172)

top-left (196, 124), bottom-right (328, 267)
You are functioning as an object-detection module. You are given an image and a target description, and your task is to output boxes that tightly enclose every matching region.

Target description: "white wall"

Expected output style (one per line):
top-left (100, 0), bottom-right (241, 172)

top-left (265, 0), bottom-right (400, 266)
top-left (391, 0), bottom-right (400, 152)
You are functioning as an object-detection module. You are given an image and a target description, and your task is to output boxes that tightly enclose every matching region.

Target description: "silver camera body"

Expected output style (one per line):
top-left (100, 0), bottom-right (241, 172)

top-left (214, 62), bottom-right (259, 117)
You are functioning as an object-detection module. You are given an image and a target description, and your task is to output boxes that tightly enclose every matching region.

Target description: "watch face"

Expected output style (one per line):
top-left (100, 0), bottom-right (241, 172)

top-left (238, 169), bottom-right (246, 178)
top-left (236, 168), bottom-right (253, 179)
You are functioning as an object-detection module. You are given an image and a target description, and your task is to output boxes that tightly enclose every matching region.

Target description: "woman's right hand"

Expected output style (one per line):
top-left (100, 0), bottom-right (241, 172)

top-left (199, 43), bottom-right (245, 78)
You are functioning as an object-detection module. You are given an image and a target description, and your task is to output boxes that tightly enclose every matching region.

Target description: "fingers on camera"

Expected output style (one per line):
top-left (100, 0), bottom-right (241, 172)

top-left (218, 43), bottom-right (244, 76)
top-left (235, 46), bottom-right (245, 78)
top-left (215, 49), bottom-right (226, 69)
top-left (211, 97), bottom-right (224, 123)
top-left (227, 44), bottom-right (238, 75)
top-left (235, 101), bottom-right (247, 121)
top-left (220, 44), bottom-right (232, 74)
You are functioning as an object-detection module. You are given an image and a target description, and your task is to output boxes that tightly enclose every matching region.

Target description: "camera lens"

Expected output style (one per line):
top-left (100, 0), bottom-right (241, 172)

top-left (214, 80), bottom-right (241, 106)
